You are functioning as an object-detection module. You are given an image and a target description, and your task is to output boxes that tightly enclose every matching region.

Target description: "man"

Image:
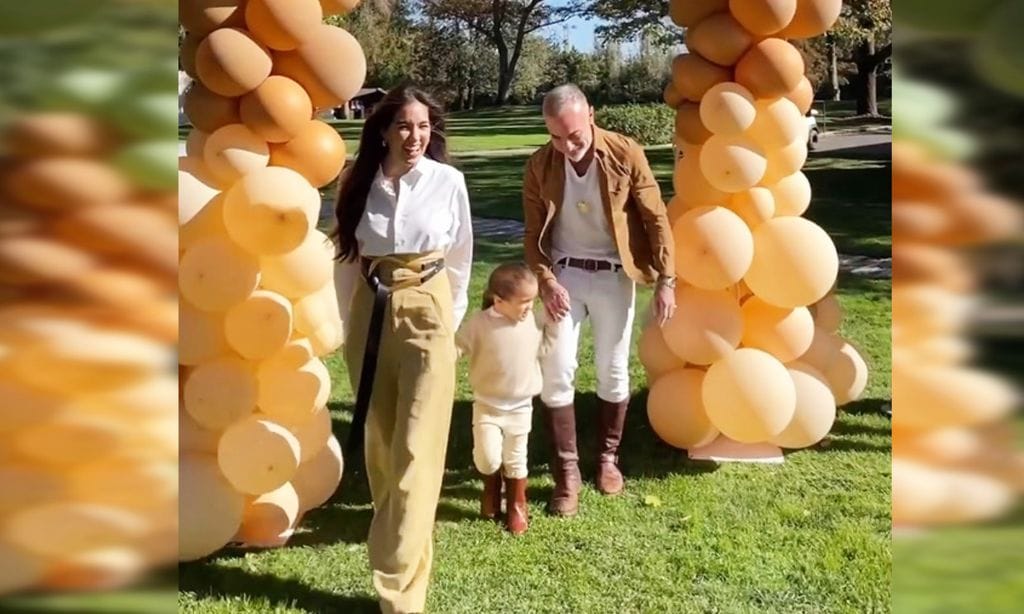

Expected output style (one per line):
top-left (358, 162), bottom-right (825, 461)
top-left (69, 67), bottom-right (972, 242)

top-left (523, 84), bottom-right (677, 517)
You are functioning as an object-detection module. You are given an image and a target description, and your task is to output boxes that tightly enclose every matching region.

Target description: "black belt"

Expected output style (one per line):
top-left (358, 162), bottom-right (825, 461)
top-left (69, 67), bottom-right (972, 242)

top-left (557, 257), bottom-right (623, 273)
top-left (344, 257), bottom-right (446, 462)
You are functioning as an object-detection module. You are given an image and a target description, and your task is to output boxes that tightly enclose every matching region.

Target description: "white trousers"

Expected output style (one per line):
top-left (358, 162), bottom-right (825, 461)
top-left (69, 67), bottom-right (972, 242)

top-left (472, 402), bottom-right (532, 479)
top-left (540, 264), bottom-right (636, 407)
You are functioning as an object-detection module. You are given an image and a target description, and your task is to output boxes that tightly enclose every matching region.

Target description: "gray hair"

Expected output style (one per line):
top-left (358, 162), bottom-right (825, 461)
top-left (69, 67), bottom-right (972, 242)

top-left (542, 84), bottom-right (588, 116)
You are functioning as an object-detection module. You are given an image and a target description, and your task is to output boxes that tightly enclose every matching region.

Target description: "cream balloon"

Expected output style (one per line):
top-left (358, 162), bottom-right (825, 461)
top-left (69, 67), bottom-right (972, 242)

top-left (179, 236), bottom-right (260, 312)
top-left (180, 300), bottom-right (231, 366)
top-left (224, 290), bottom-right (294, 360)
top-left (661, 286), bottom-right (743, 365)
top-left (798, 326), bottom-right (843, 373)
top-left (184, 357), bottom-right (258, 430)
top-left (673, 206), bottom-right (754, 290)
top-left (5, 503), bottom-right (146, 558)
top-left (179, 454), bottom-right (245, 561)
top-left (180, 194), bottom-right (229, 253)
top-left (699, 82), bottom-right (757, 136)
top-left (771, 362), bottom-right (836, 449)
top-left (766, 171), bottom-right (812, 217)
top-left (259, 230), bottom-right (334, 298)
top-left (179, 156), bottom-right (222, 228)
top-left (892, 363), bottom-right (1017, 431)
top-left (203, 123), bottom-right (270, 185)
top-left (702, 348), bottom-right (797, 443)
top-left (218, 416), bottom-right (301, 495)
top-left (180, 410), bottom-right (221, 455)
top-left (294, 280), bottom-right (344, 337)
top-left (744, 217), bottom-right (839, 308)
top-left (292, 434), bottom-right (344, 512)
top-left (747, 97), bottom-right (806, 149)
top-left (823, 341), bottom-right (868, 405)
top-left (647, 368), bottom-right (719, 449)
top-left (308, 321), bottom-right (344, 357)
top-left (222, 166), bottom-right (321, 256)
top-left (257, 356), bottom-right (331, 423)
top-left (699, 135), bottom-right (767, 193)
top-left (761, 139), bottom-right (808, 185)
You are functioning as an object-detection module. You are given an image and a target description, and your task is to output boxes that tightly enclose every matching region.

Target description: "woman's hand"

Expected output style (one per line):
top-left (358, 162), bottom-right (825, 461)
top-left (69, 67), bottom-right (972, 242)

top-left (540, 278), bottom-right (571, 321)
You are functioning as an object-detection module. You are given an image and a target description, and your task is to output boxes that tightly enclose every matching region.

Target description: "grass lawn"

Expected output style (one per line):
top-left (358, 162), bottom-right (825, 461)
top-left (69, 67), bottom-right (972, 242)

top-left (179, 106), bottom-right (892, 613)
top-left (814, 98), bottom-right (892, 134)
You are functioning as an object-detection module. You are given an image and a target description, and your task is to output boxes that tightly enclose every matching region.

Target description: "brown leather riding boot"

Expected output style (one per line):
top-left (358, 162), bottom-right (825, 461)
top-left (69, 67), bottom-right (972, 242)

top-left (596, 397), bottom-right (628, 495)
top-left (504, 477), bottom-right (529, 535)
top-left (544, 403), bottom-right (581, 517)
top-left (480, 470), bottom-right (503, 519)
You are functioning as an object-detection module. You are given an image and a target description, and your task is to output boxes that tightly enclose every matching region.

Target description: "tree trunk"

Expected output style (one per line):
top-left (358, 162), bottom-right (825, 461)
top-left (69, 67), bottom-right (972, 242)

top-left (829, 39), bottom-right (840, 101)
top-left (855, 38), bottom-right (880, 116)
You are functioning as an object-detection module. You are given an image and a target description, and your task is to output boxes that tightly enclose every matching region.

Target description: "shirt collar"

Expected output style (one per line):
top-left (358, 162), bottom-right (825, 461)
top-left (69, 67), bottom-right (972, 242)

top-left (377, 156), bottom-right (430, 189)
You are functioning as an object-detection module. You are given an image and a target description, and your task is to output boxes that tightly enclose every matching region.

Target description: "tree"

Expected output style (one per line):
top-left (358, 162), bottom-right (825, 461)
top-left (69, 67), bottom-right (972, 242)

top-left (416, 19), bottom-right (498, 109)
top-left (509, 35), bottom-right (556, 103)
top-left (831, 0), bottom-right (891, 115)
top-left (588, 0), bottom-right (677, 44)
top-left (421, 0), bottom-right (584, 105)
top-left (326, 0), bottom-right (420, 90)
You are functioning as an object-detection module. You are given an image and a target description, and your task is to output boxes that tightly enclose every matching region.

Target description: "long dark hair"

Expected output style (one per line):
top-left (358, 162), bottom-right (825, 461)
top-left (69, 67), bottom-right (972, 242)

top-left (482, 263), bottom-right (536, 309)
top-left (332, 84), bottom-right (449, 262)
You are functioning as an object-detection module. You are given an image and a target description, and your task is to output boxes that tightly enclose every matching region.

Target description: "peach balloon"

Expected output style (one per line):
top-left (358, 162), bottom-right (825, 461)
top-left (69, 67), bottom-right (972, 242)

top-left (222, 166), bottom-right (321, 256)
top-left (735, 38), bottom-right (805, 99)
top-left (294, 281), bottom-right (343, 337)
top-left (257, 356), bottom-right (331, 424)
top-left (761, 138), bottom-right (808, 185)
top-left (666, 195), bottom-right (688, 227)
top-left (673, 151), bottom-right (727, 208)
top-left (671, 53), bottom-right (731, 102)
top-left (823, 341), bottom-right (868, 405)
top-left (703, 348), bottom-right (797, 442)
top-left (196, 28), bottom-right (272, 97)
top-left (673, 206), bottom-right (754, 290)
top-left (178, 454), bottom-right (245, 562)
top-left (218, 416), bottom-right (301, 495)
top-left (320, 0), bottom-right (362, 16)
top-left (638, 323), bottom-right (686, 381)
top-left (224, 290), bottom-right (294, 360)
top-left (185, 130), bottom-right (210, 158)
top-left (308, 321), bottom-right (344, 357)
top-left (729, 0), bottom-right (797, 35)
top-left (741, 296), bottom-right (814, 362)
top-left (664, 82), bottom-right (685, 109)
top-left (279, 405), bottom-right (333, 463)
top-left (292, 434), bottom-right (344, 512)
top-left (777, 0), bottom-right (842, 39)
top-left (785, 77), bottom-right (815, 115)
top-left (661, 286), bottom-right (743, 365)
top-left (180, 31), bottom-right (202, 78)
top-left (770, 362), bottom-right (836, 449)
top-left (182, 81), bottom-right (240, 134)
top-left (203, 123), bottom-right (270, 185)
top-left (180, 0), bottom-right (247, 37)
top-left (647, 369), bottom-right (719, 449)
top-left (767, 171), bottom-right (812, 216)
top-left (699, 82), bottom-right (757, 136)
top-left (893, 362), bottom-right (1018, 432)
top-left (269, 120), bottom-right (348, 187)
top-left (728, 186), bottom-right (775, 228)
top-left (180, 194), bottom-right (229, 253)
top-left (236, 482), bottom-right (300, 547)
top-left (180, 301), bottom-right (231, 366)
top-left (798, 326), bottom-right (843, 373)
top-left (179, 236), bottom-right (260, 312)
top-left (240, 76), bottom-right (313, 143)
top-left (810, 294), bottom-right (842, 332)
top-left (687, 13), bottom-right (754, 67)
top-left (744, 217), bottom-right (838, 308)
top-left (675, 103), bottom-right (712, 146)
top-left (668, 0), bottom-right (728, 27)
top-left (180, 410), bottom-right (221, 455)
top-left (245, 0), bottom-right (323, 51)
top-left (699, 135), bottom-right (767, 193)
top-left (279, 25), bottom-right (366, 108)
top-left (184, 357), bottom-right (258, 430)
top-left (747, 97), bottom-right (805, 148)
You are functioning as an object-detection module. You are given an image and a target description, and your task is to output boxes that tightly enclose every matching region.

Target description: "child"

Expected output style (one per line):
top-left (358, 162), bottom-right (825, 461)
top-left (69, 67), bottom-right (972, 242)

top-left (456, 263), bottom-right (557, 535)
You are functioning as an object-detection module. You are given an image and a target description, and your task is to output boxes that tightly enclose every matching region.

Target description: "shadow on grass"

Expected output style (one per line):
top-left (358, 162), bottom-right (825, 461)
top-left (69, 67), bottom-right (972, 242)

top-left (178, 565), bottom-right (379, 613)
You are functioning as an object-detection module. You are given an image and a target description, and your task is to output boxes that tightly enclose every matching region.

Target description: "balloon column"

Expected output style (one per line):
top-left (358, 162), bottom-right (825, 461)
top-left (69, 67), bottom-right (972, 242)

top-left (179, 0), bottom-right (363, 560)
top-left (646, 0), bottom-right (867, 454)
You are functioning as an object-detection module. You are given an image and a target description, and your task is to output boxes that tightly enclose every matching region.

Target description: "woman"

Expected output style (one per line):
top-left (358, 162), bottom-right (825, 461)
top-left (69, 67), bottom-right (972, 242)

top-left (333, 85), bottom-right (472, 614)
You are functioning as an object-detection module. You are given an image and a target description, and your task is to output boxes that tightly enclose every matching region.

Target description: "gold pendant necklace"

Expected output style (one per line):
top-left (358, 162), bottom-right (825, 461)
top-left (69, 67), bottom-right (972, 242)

top-left (576, 200), bottom-right (590, 214)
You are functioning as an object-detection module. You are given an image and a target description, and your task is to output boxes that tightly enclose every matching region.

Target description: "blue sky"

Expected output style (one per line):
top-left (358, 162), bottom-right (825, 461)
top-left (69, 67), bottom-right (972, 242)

top-left (561, 15), bottom-right (601, 52)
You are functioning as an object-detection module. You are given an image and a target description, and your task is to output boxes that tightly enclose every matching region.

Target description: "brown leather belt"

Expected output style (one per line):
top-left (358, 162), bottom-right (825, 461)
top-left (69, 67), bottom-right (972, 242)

top-left (557, 257), bottom-right (623, 273)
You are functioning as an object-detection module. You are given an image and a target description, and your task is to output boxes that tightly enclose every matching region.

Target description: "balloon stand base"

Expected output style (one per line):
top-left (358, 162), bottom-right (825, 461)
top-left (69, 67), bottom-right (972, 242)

top-left (688, 436), bottom-right (785, 464)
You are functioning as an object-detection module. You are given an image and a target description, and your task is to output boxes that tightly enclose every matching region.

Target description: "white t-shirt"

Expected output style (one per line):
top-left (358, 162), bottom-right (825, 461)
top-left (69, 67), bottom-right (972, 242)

top-left (550, 157), bottom-right (619, 263)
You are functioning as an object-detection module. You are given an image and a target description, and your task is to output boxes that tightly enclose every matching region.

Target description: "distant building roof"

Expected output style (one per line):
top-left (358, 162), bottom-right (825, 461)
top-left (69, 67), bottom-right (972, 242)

top-left (354, 87), bottom-right (387, 98)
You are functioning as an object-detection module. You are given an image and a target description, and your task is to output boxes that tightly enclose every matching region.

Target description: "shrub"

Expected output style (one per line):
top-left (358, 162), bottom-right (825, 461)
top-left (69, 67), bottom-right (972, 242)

top-left (594, 104), bottom-right (675, 145)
